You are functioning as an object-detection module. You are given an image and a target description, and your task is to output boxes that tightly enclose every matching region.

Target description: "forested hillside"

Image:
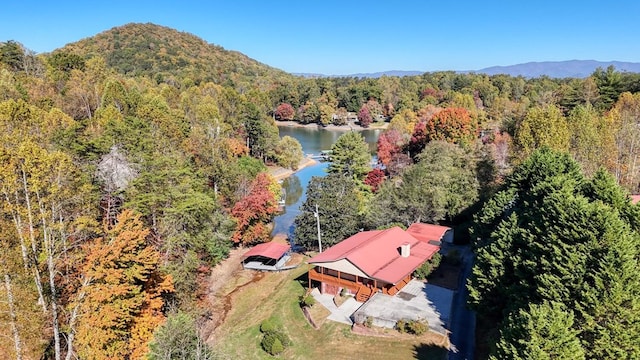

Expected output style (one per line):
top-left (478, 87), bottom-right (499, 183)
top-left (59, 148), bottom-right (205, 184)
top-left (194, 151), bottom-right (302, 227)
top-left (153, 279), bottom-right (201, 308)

top-left (59, 23), bottom-right (292, 89)
top-left (1, 22), bottom-right (639, 359)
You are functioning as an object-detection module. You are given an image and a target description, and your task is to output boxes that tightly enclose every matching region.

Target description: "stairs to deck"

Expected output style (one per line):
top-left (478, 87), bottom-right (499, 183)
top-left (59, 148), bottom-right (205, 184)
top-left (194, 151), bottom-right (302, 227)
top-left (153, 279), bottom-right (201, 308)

top-left (355, 285), bottom-right (373, 302)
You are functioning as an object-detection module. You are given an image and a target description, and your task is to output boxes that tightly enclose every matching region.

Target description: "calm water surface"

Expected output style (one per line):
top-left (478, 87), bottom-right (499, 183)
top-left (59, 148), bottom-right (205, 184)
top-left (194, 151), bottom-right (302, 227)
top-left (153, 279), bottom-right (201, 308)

top-left (272, 126), bottom-right (381, 237)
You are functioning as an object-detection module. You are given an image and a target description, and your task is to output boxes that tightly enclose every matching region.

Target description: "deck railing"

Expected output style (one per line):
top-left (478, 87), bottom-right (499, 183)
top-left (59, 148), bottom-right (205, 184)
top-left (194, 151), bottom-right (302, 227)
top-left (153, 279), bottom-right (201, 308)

top-left (308, 268), bottom-right (361, 290)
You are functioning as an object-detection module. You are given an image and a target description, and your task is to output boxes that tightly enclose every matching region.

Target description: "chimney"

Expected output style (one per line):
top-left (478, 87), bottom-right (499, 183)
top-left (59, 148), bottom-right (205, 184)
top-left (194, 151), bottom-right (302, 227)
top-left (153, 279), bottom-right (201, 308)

top-left (400, 243), bottom-right (411, 258)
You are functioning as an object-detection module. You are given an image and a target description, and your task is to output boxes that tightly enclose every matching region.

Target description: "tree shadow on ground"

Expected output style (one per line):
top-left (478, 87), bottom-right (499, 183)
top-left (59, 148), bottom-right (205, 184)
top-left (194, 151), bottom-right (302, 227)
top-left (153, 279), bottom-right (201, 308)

top-left (413, 343), bottom-right (449, 359)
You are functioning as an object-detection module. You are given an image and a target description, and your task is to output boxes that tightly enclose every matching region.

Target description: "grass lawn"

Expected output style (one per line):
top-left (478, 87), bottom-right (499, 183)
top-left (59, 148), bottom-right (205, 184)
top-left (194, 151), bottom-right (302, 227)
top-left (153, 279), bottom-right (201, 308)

top-left (214, 264), bottom-right (448, 360)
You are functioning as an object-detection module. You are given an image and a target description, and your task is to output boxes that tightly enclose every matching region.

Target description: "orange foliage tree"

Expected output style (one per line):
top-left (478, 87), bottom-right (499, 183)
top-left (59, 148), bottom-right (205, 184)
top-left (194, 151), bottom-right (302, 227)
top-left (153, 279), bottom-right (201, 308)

top-left (408, 107), bottom-right (477, 156)
top-left (74, 210), bottom-right (173, 360)
top-left (231, 173), bottom-right (279, 245)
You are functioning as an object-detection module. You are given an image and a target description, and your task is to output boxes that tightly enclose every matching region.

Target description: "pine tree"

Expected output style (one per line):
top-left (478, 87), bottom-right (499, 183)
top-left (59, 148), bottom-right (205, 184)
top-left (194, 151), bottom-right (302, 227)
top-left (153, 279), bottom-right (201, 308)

top-left (492, 302), bottom-right (584, 360)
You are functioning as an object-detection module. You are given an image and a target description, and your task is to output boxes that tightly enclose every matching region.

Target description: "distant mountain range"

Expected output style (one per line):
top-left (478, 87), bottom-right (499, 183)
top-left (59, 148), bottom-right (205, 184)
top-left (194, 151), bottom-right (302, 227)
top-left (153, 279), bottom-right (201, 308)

top-left (41, 23), bottom-right (640, 81)
top-left (296, 60), bottom-right (640, 79)
top-left (293, 70), bottom-right (424, 79)
top-left (475, 60), bottom-right (640, 78)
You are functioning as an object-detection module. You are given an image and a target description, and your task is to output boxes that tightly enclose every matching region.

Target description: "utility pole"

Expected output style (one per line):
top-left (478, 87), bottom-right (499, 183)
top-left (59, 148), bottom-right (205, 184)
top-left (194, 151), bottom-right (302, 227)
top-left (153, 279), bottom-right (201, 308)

top-left (314, 204), bottom-right (322, 253)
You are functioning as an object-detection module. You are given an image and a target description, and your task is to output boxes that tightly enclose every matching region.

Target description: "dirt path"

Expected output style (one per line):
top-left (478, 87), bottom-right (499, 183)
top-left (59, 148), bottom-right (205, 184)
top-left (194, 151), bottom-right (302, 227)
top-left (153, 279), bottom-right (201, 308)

top-left (201, 247), bottom-right (250, 343)
top-left (201, 235), bottom-right (296, 344)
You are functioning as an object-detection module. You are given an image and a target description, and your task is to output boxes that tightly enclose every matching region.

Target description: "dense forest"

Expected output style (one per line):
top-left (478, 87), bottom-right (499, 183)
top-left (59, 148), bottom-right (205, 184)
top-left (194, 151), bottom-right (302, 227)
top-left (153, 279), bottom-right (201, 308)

top-left (1, 22), bottom-right (639, 359)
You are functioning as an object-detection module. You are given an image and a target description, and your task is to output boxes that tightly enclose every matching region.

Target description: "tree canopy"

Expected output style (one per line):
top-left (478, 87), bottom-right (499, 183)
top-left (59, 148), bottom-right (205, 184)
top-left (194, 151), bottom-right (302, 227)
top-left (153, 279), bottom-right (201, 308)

top-left (468, 147), bottom-right (640, 359)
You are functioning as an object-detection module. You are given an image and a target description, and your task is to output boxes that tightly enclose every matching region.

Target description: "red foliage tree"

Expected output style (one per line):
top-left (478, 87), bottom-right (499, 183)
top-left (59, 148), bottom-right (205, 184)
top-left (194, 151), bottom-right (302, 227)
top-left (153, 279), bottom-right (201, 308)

top-left (407, 120), bottom-right (429, 157)
top-left (357, 104), bottom-right (372, 128)
top-left (377, 129), bottom-right (405, 166)
top-left (274, 103), bottom-right (295, 121)
top-left (364, 168), bottom-right (386, 192)
top-left (231, 173), bottom-right (279, 245)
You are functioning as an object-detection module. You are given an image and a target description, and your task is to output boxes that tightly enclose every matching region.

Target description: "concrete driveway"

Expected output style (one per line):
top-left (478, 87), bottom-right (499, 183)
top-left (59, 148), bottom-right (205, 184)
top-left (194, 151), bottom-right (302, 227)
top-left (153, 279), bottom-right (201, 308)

top-left (352, 279), bottom-right (453, 335)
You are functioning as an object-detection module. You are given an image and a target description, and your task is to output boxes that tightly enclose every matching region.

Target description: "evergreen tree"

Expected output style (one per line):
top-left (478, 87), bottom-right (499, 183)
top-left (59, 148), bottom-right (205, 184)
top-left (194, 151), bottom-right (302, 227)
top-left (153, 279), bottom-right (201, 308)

top-left (366, 141), bottom-right (478, 228)
top-left (293, 174), bottom-right (361, 250)
top-left (492, 302), bottom-right (584, 360)
top-left (469, 147), bottom-right (640, 359)
top-left (328, 131), bottom-right (371, 180)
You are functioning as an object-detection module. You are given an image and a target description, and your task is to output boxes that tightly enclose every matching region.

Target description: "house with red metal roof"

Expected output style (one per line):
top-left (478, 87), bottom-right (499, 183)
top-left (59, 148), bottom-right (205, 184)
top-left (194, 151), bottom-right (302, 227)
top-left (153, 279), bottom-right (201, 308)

top-left (307, 223), bottom-right (451, 302)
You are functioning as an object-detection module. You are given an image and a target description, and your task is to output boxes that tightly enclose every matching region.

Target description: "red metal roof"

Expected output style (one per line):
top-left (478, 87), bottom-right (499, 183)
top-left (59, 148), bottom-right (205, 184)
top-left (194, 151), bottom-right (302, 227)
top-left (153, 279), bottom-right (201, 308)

top-left (242, 242), bottom-right (290, 260)
top-left (308, 225), bottom-right (446, 285)
top-left (406, 223), bottom-right (451, 243)
top-left (631, 195), bottom-right (640, 205)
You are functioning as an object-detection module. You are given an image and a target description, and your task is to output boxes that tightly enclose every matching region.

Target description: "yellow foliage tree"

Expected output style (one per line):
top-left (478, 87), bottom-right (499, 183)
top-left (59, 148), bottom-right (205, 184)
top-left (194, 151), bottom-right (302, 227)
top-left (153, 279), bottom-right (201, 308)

top-left (75, 210), bottom-right (173, 360)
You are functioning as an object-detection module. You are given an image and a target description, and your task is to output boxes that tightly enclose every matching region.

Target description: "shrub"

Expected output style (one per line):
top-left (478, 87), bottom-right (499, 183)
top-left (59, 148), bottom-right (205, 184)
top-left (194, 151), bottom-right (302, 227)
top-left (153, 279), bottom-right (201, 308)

top-left (299, 294), bottom-right (315, 307)
top-left (406, 319), bottom-right (428, 335)
top-left (270, 338), bottom-right (284, 355)
top-left (260, 318), bottom-right (276, 334)
top-left (396, 319), bottom-right (429, 335)
top-left (261, 333), bottom-right (277, 354)
top-left (414, 253), bottom-right (442, 279)
top-left (396, 319), bottom-right (407, 333)
top-left (259, 317), bottom-right (291, 355)
top-left (272, 330), bottom-right (291, 347)
top-left (364, 316), bottom-right (374, 328)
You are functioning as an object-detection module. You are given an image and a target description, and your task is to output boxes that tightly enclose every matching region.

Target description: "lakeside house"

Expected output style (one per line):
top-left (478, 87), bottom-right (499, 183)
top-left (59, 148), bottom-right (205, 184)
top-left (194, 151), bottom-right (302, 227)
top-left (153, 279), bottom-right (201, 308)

top-left (307, 224), bottom-right (452, 302)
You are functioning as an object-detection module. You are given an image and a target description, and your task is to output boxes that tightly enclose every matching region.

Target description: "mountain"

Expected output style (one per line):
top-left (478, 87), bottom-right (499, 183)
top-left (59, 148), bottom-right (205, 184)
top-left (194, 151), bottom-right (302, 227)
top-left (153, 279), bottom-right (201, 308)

top-left (294, 70), bottom-right (423, 78)
top-left (58, 23), bottom-right (291, 87)
top-left (298, 61), bottom-right (640, 79)
top-left (474, 60), bottom-right (640, 78)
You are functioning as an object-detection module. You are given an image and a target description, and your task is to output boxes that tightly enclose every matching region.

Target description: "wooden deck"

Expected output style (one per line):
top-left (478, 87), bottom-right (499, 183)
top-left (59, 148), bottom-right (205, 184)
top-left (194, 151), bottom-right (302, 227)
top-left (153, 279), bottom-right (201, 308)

top-left (308, 267), bottom-right (413, 298)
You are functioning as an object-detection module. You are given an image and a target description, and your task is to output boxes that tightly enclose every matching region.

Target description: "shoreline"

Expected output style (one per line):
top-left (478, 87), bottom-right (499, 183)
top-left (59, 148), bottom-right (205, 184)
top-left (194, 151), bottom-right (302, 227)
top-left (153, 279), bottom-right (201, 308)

top-left (275, 120), bottom-right (388, 131)
top-left (268, 156), bottom-right (319, 182)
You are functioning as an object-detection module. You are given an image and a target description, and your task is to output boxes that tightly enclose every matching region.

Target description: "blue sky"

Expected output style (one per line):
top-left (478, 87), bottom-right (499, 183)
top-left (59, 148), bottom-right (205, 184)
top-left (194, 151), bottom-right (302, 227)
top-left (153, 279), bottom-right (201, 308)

top-left (2, 1), bottom-right (639, 75)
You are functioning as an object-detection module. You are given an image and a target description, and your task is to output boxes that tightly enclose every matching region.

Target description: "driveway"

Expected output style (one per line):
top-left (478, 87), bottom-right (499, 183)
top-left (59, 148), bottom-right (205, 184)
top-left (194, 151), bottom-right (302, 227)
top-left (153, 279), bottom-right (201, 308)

top-left (447, 245), bottom-right (476, 360)
top-left (352, 279), bottom-right (453, 335)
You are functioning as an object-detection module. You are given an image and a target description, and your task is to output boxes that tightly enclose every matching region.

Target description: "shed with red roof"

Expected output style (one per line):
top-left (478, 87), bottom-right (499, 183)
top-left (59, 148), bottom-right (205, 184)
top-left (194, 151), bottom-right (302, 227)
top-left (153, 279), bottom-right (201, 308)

top-left (241, 242), bottom-right (291, 271)
top-left (307, 224), bottom-right (450, 301)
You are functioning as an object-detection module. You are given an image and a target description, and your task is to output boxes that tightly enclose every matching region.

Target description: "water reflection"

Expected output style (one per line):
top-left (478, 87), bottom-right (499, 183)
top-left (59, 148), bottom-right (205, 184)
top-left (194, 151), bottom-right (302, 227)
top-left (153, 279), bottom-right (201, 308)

top-left (282, 176), bottom-right (303, 206)
top-left (272, 126), bottom-right (380, 238)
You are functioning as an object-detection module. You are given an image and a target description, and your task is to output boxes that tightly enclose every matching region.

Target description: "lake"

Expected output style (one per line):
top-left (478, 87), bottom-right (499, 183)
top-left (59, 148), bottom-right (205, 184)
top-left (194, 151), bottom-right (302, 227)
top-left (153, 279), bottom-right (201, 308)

top-left (272, 126), bottom-right (381, 238)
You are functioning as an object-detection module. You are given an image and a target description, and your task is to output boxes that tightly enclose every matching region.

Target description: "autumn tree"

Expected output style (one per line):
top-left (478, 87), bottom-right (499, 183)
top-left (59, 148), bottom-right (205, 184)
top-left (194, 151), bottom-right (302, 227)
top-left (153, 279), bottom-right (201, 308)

top-left (567, 104), bottom-right (615, 178)
top-left (274, 135), bottom-right (303, 170)
top-left (0, 122), bottom-right (95, 360)
top-left (376, 128), bottom-right (406, 167)
top-left (515, 105), bottom-right (569, 160)
top-left (274, 102), bottom-right (295, 121)
top-left (357, 104), bottom-right (372, 127)
top-left (608, 92), bottom-right (640, 192)
top-left (231, 172), bottom-right (279, 245)
top-left (408, 107), bottom-right (477, 156)
top-left (74, 210), bottom-right (173, 360)
top-left (364, 168), bottom-right (385, 192)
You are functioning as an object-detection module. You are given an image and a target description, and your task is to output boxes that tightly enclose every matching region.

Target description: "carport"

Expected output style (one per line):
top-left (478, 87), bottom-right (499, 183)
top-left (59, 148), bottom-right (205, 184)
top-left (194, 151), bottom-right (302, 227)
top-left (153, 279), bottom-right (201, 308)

top-left (241, 242), bottom-right (294, 271)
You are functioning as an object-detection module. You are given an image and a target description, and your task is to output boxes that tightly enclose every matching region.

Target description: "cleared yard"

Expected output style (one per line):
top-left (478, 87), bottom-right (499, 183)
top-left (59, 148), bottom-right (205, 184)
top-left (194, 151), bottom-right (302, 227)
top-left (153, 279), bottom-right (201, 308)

top-left (209, 263), bottom-right (448, 360)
